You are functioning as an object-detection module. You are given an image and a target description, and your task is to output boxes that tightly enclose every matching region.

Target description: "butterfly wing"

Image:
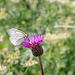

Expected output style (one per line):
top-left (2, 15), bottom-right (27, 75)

top-left (7, 28), bottom-right (25, 36)
top-left (9, 34), bottom-right (25, 45)
top-left (7, 28), bottom-right (26, 45)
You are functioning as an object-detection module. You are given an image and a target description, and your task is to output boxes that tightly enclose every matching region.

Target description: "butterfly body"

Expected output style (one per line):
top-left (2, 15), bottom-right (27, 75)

top-left (7, 28), bottom-right (28, 45)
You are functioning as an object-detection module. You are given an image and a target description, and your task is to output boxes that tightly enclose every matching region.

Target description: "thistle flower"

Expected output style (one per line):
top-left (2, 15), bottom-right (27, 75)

top-left (22, 34), bottom-right (44, 75)
top-left (22, 34), bottom-right (44, 56)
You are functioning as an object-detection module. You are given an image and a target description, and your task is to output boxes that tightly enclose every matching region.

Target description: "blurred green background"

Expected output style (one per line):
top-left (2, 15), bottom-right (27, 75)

top-left (0, 0), bottom-right (75, 75)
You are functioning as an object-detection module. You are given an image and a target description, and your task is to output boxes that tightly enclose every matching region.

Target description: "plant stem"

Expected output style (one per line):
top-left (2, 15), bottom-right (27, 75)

top-left (38, 56), bottom-right (44, 75)
top-left (24, 66), bottom-right (29, 75)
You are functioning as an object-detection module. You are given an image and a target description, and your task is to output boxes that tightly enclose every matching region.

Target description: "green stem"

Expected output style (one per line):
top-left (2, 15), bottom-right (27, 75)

top-left (38, 56), bottom-right (44, 75)
top-left (24, 66), bottom-right (29, 75)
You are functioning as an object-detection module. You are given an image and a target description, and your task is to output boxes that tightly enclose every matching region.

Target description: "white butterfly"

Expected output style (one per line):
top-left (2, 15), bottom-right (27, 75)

top-left (7, 28), bottom-right (28, 46)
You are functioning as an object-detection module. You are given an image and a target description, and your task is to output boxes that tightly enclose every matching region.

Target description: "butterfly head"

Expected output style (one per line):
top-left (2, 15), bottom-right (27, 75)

top-left (24, 34), bottom-right (29, 40)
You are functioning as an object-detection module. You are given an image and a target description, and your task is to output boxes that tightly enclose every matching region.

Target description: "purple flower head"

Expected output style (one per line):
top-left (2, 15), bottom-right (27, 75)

top-left (22, 34), bottom-right (44, 48)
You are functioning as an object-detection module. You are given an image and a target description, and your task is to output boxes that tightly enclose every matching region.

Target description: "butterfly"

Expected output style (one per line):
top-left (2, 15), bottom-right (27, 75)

top-left (7, 28), bottom-right (28, 46)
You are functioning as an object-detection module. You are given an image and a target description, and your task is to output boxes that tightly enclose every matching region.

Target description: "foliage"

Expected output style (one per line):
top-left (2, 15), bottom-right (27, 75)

top-left (0, 0), bottom-right (75, 75)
